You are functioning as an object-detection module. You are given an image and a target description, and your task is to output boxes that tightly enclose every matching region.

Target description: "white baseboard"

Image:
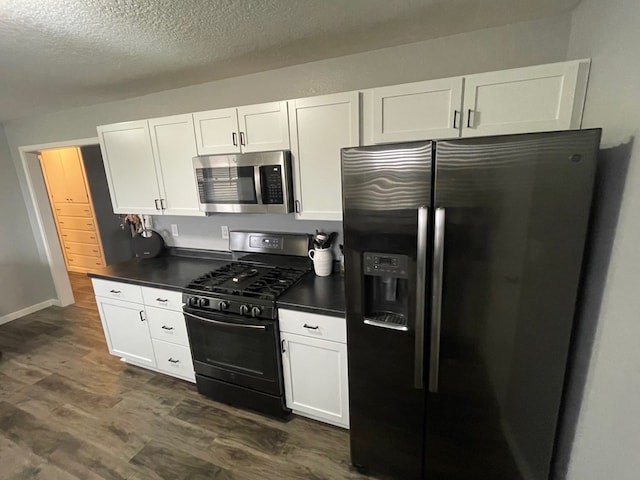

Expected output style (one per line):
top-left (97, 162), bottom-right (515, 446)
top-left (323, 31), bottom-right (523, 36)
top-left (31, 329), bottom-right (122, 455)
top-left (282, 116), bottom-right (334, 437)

top-left (0, 299), bottom-right (57, 325)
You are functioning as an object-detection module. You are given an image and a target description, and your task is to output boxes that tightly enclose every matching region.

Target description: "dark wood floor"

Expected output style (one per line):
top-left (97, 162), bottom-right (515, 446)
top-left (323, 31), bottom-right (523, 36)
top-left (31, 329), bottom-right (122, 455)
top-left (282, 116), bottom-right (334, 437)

top-left (0, 272), bottom-right (375, 480)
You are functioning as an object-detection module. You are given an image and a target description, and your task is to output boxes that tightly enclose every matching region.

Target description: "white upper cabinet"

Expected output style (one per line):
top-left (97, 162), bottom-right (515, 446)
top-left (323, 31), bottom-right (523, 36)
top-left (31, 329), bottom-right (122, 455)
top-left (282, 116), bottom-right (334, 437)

top-left (98, 121), bottom-right (162, 215)
top-left (99, 115), bottom-right (203, 216)
top-left (363, 60), bottom-right (589, 144)
top-left (194, 101), bottom-right (290, 156)
top-left (289, 92), bottom-right (360, 221)
top-left (148, 114), bottom-right (202, 216)
top-left (193, 107), bottom-right (241, 155)
top-left (366, 77), bottom-right (463, 144)
top-left (461, 60), bottom-right (589, 137)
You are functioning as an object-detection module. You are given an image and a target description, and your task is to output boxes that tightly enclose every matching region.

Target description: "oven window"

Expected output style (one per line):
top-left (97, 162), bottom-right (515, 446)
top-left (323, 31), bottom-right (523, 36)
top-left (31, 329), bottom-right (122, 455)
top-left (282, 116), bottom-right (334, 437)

top-left (196, 166), bottom-right (257, 204)
top-left (187, 314), bottom-right (279, 384)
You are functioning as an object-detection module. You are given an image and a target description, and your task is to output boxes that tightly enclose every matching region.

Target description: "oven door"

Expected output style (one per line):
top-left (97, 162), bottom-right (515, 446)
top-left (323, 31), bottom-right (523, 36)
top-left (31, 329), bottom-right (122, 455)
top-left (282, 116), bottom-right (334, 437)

top-left (183, 308), bottom-right (282, 396)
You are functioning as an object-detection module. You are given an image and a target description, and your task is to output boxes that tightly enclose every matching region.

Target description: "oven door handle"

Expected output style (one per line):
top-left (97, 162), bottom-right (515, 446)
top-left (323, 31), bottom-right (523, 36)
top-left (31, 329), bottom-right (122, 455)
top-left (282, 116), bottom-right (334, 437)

top-left (183, 311), bottom-right (267, 330)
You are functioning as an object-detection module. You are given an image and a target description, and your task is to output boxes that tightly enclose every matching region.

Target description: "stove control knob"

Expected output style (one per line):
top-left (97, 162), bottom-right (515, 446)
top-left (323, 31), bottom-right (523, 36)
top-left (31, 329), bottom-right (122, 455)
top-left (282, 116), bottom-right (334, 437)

top-left (188, 297), bottom-right (198, 307)
top-left (250, 306), bottom-right (262, 318)
top-left (199, 298), bottom-right (210, 308)
top-left (239, 304), bottom-right (250, 316)
top-left (217, 301), bottom-right (229, 311)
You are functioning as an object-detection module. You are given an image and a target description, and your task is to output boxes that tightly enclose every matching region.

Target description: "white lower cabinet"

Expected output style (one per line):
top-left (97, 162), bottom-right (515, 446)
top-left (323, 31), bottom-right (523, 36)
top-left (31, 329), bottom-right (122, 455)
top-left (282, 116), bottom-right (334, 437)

top-left (279, 309), bottom-right (349, 428)
top-left (92, 279), bottom-right (195, 382)
top-left (95, 296), bottom-right (156, 369)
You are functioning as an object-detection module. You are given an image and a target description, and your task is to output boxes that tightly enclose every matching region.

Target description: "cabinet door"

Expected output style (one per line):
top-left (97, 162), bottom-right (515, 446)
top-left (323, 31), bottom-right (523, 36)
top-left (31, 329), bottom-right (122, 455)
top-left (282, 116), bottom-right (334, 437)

top-left (370, 77), bottom-right (463, 143)
top-left (39, 149), bottom-right (69, 204)
top-left (97, 121), bottom-right (161, 214)
top-left (289, 93), bottom-right (359, 221)
top-left (237, 101), bottom-right (290, 153)
top-left (281, 332), bottom-right (349, 428)
top-left (149, 114), bottom-right (204, 216)
top-left (59, 147), bottom-right (89, 203)
top-left (95, 297), bottom-right (156, 368)
top-left (462, 61), bottom-right (588, 137)
top-left (193, 108), bottom-right (241, 155)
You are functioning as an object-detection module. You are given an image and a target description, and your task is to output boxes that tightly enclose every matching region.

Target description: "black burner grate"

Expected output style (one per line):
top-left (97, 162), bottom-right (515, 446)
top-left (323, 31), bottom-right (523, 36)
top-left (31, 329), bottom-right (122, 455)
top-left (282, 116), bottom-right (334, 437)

top-left (184, 262), bottom-right (307, 300)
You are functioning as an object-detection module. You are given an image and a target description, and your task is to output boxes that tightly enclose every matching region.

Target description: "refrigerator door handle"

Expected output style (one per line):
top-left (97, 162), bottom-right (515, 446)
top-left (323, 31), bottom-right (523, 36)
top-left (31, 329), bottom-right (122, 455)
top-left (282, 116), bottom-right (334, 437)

top-left (415, 205), bottom-right (429, 389)
top-left (429, 207), bottom-right (446, 393)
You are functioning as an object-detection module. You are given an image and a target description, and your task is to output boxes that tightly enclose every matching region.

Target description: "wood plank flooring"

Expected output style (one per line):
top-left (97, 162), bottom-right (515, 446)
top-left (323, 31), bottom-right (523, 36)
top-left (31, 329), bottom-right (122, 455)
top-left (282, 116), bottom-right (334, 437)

top-left (0, 272), bottom-right (376, 480)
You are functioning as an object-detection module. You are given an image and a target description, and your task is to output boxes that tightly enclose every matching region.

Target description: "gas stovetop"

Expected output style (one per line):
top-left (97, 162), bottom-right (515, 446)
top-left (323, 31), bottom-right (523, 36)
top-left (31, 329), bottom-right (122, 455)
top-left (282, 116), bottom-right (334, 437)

top-left (184, 262), bottom-right (308, 300)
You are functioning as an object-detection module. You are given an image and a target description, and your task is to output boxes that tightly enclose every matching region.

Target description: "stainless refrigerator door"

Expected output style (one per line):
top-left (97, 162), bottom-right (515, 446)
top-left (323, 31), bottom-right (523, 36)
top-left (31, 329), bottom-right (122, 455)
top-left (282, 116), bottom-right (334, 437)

top-left (342, 141), bottom-right (432, 480)
top-left (427, 129), bottom-right (600, 480)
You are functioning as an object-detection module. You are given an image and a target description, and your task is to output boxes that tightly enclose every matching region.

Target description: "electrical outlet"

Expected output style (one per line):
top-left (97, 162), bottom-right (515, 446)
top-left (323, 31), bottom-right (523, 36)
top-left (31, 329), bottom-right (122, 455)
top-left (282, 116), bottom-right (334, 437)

top-left (171, 224), bottom-right (179, 237)
top-left (221, 225), bottom-right (229, 240)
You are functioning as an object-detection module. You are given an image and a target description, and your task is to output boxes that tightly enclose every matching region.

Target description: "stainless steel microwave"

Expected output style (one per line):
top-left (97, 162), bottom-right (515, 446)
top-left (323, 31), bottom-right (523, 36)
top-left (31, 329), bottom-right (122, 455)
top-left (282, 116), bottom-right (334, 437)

top-left (193, 151), bottom-right (294, 214)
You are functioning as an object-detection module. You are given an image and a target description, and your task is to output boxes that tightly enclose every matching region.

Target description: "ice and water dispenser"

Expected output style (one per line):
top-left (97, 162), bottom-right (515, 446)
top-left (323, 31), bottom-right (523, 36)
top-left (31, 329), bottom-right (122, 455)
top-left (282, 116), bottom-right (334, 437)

top-left (363, 252), bottom-right (410, 331)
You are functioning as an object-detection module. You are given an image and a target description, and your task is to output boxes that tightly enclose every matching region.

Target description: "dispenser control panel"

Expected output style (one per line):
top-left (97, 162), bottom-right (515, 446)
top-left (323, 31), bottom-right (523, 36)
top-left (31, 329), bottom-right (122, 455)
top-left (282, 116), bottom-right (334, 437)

top-left (363, 252), bottom-right (409, 278)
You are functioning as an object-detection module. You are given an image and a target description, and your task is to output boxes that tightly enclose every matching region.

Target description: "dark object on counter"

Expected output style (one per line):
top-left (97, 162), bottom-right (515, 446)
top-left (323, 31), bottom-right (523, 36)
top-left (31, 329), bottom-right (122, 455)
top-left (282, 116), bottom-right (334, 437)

top-left (342, 130), bottom-right (601, 480)
top-left (131, 230), bottom-right (165, 259)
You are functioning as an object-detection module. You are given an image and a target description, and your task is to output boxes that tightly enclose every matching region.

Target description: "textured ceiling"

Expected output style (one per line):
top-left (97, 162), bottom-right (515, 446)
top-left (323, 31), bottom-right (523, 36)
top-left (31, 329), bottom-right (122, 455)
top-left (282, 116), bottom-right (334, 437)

top-left (0, 0), bottom-right (580, 122)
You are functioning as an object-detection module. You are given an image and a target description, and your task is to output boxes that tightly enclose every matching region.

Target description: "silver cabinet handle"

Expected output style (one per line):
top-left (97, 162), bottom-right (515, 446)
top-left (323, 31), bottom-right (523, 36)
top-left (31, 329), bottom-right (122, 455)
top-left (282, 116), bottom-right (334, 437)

top-left (239, 131), bottom-right (246, 146)
top-left (467, 109), bottom-right (474, 128)
top-left (429, 207), bottom-right (446, 393)
top-left (281, 339), bottom-right (286, 353)
top-left (160, 198), bottom-right (166, 210)
top-left (183, 311), bottom-right (266, 330)
top-left (303, 324), bottom-right (319, 330)
top-left (161, 325), bottom-right (174, 331)
top-left (232, 132), bottom-right (238, 146)
top-left (453, 110), bottom-right (459, 129)
top-left (156, 298), bottom-right (168, 303)
top-left (154, 199), bottom-right (161, 210)
top-left (109, 289), bottom-right (121, 294)
top-left (139, 311), bottom-right (146, 322)
top-left (415, 206), bottom-right (429, 389)
top-left (295, 200), bottom-right (301, 213)
top-left (168, 358), bottom-right (180, 364)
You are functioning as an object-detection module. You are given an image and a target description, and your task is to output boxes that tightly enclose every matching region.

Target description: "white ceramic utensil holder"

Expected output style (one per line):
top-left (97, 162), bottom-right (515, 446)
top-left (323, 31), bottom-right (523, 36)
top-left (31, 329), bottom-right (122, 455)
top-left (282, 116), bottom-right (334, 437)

top-left (309, 248), bottom-right (333, 277)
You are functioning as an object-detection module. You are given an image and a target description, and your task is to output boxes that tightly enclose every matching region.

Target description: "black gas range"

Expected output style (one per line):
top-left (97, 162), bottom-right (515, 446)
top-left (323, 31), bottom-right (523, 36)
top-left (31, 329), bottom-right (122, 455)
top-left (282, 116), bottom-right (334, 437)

top-left (182, 231), bottom-right (311, 418)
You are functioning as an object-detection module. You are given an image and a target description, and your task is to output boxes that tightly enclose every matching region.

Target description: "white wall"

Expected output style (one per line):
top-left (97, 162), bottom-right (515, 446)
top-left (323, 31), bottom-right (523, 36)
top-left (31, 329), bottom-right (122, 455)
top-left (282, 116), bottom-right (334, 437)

top-left (0, 125), bottom-right (56, 320)
top-left (561, 1), bottom-right (640, 478)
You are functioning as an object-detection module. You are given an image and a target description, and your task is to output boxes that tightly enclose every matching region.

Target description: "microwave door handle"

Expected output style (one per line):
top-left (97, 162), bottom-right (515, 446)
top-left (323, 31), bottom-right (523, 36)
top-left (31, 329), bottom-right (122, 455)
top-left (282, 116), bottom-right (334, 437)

top-left (254, 165), bottom-right (264, 205)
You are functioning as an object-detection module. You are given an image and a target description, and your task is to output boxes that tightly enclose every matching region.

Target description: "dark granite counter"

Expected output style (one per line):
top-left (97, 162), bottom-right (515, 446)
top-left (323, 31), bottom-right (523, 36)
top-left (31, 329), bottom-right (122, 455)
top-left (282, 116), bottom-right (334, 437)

top-left (278, 272), bottom-right (346, 318)
top-left (87, 249), bottom-right (346, 317)
top-left (87, 250), bottom-right (231, 292)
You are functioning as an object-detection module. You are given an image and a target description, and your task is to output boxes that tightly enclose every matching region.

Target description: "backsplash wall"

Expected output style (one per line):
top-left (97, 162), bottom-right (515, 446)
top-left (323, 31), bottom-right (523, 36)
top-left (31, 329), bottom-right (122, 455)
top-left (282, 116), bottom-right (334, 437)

top-left (152, 214), bottom-right (343, 256)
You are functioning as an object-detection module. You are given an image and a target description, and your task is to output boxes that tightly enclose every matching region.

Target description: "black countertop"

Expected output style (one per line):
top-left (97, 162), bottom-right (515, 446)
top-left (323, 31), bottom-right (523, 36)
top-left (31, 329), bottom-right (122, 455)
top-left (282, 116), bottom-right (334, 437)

top-left (87, 250), bottom-right (346, 317)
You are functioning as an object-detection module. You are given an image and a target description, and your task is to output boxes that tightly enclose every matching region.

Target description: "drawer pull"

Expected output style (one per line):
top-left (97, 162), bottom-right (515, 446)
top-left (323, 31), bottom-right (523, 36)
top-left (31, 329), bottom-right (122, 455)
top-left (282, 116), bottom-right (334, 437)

top-left (109, 289), bottom-right (121, 294)
top-left (303, 324), bottom-right (319, 330)
top-left (156, 298), bottom-right (168, 303)
top-left (161, 325), bottom-right (174, 331)
top-left (139, 311), bottom-right (146, 322)
top-left (168, 358), bottom-right (180, 364)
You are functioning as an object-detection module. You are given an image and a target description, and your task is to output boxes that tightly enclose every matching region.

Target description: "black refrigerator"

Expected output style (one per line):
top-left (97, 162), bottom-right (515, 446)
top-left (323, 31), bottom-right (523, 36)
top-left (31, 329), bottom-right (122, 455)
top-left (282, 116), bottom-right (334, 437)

top-left (341, 129), bottom-right (601, 480)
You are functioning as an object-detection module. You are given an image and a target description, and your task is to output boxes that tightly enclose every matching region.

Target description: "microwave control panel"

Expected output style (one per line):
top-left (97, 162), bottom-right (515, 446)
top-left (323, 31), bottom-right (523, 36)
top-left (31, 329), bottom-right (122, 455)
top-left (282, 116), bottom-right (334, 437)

top-left (261, 165), bottom-right (284, 204)
top-left (363, 252), bottom-right (409, 278)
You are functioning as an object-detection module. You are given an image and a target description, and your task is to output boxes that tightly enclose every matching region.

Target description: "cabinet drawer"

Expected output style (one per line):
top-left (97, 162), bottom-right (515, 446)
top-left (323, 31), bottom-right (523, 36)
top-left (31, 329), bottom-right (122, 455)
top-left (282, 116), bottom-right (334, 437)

top-left (146, 306), bottom-right (189, 346)
top-left (92, 278), bottom-right (143, 304)
top-left (64, 241), bottom-right (101, 257)
top-left (142, 287), bottom-right (183, 311)
top-left (152, 339), bottom-right (195, 382)
top-left (54, 203), bottom-right (92, 217)
top-left (60, 228), bottom-right (99, 244)
top-left (57, 216), bottom-right (96, 231)
top-left (67, 253), bottom-right (105, 269)
top-left (279, 309), bottom-right (346, 343)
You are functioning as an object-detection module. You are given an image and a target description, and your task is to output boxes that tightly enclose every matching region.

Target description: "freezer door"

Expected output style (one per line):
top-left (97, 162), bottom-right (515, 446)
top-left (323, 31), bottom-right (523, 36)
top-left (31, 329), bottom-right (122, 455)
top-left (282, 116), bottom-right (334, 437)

top-left (342, 141), bottom-right (432, 480)
top-left (427, 130), bottom-right (600, 480)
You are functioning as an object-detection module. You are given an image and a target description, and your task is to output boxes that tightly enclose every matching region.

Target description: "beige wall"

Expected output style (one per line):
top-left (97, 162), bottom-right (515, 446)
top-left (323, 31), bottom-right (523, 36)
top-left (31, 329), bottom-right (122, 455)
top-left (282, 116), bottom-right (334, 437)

top-left (0, 125), bottom-right (56, 319)
top-left (563, 0), bottom-right (640, 478)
